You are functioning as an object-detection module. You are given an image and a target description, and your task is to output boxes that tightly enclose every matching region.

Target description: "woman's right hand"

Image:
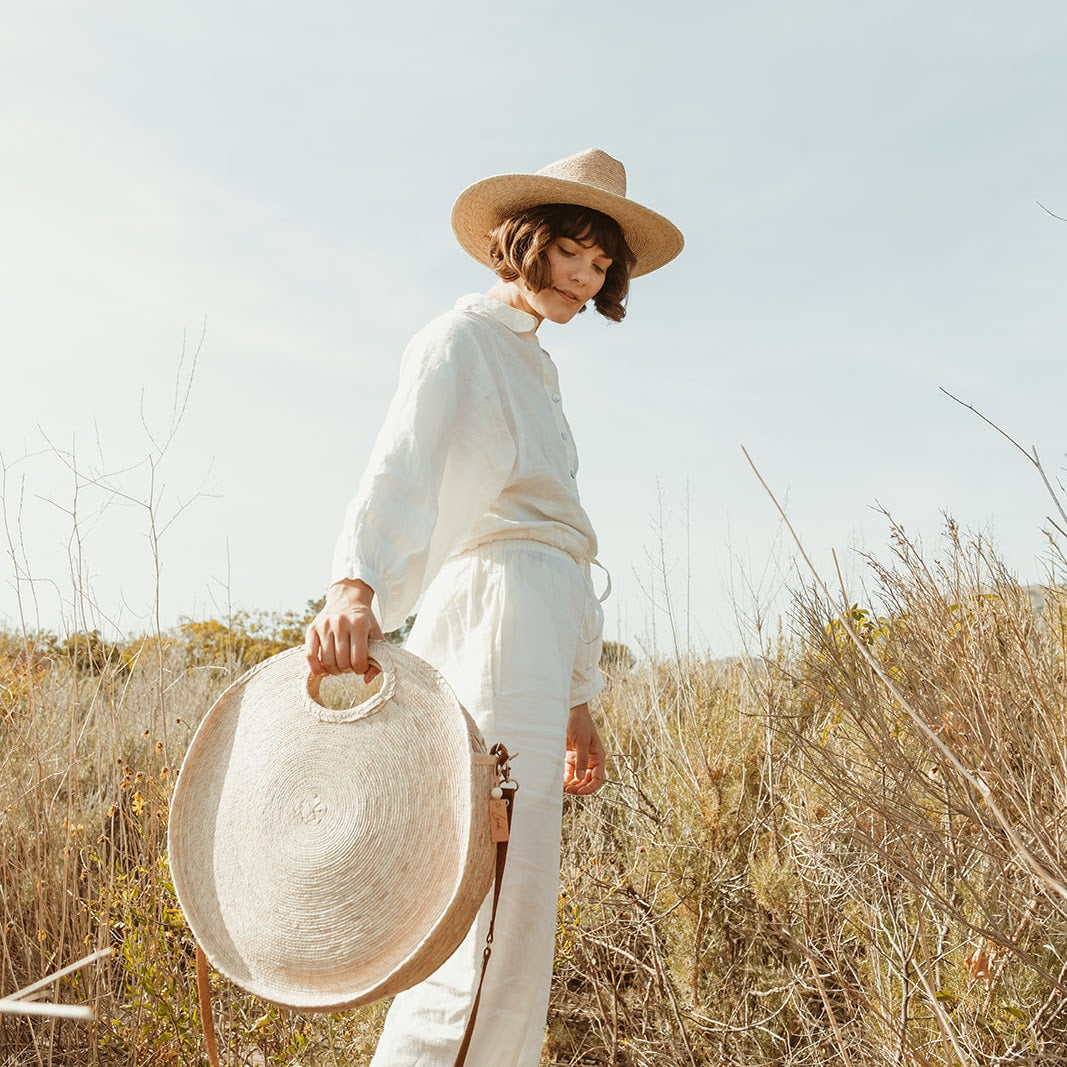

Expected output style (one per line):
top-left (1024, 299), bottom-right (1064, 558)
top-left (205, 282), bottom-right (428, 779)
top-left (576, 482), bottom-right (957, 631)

top-left (305, 579), bottom-right (384, 680)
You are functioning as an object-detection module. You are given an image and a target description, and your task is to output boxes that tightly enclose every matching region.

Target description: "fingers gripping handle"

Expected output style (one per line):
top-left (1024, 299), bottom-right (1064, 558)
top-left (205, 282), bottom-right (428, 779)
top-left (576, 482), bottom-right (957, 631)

top-left (305, 640), bottom-right (399, 723)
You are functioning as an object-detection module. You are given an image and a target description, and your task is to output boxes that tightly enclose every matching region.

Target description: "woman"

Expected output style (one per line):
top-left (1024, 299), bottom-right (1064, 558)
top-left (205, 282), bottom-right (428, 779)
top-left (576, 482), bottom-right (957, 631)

top-left (305, 148), bottom-right (683, 1067)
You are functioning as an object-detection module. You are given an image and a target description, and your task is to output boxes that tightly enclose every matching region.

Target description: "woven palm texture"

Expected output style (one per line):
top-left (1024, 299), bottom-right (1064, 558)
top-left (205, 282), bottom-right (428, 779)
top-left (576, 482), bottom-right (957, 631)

top-left (451, 147), bottom-right (684, 278)
top-left (168, 642), bottom-right (497, 1011)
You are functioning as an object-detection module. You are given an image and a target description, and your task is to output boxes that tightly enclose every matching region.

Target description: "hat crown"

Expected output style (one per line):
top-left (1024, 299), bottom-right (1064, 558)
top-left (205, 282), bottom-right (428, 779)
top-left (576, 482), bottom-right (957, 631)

top-left (535, 148), bottom-right (627, 199)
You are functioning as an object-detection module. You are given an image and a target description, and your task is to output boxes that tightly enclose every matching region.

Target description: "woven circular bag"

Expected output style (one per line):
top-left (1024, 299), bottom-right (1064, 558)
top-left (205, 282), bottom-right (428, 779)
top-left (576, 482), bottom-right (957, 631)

top-left (168, 642), bottom-right (500, 1012)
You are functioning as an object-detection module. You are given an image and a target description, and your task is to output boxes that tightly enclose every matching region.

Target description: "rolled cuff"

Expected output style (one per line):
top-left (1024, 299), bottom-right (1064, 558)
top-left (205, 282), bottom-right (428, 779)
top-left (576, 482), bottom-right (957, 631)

top-left (569, 672), bottom-right (605, 709)
top-left (569, 631), bottom-right (605, 708)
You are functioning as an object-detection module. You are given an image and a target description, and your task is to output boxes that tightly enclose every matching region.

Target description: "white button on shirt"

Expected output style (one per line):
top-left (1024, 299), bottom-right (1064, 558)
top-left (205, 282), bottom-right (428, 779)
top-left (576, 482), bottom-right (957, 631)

top-left (331, 293), bottom-right (600, 636)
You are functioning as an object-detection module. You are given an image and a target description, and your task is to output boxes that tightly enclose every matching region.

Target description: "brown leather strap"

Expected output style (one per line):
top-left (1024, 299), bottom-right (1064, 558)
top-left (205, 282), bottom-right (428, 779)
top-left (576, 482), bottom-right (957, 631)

top-left (196, 943), bottom-right (220, 1067)
top-left (454, 779), bottom-right (516, 1067)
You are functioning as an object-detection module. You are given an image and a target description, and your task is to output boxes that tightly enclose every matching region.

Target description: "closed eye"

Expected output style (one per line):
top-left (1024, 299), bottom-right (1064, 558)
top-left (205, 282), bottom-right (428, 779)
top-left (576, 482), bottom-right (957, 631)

top-left (557, 239), bottom-right (611, 272)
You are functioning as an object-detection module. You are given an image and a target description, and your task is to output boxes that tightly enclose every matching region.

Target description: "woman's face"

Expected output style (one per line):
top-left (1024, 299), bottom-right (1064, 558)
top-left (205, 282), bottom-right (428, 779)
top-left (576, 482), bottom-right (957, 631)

top-left (523, 235), bottom-right (613, 325)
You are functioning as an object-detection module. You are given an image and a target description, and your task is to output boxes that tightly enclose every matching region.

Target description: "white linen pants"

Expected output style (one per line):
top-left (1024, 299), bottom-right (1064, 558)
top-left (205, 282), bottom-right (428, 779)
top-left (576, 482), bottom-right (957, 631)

top-left (369, 540), bottom-right (595, 1067)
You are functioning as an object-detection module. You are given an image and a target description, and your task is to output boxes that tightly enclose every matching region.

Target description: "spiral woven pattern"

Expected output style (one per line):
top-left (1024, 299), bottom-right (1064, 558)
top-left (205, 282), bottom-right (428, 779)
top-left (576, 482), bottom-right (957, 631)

top-left (168, 643), bottom-right (497, 1011)
top-left (451, 148), bottom-right (684, 279)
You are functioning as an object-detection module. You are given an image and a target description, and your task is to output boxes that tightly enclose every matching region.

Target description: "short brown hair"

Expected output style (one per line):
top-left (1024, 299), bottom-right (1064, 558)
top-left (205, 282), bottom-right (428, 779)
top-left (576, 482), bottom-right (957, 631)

top-left (487, 204), bottom-right (636, 323)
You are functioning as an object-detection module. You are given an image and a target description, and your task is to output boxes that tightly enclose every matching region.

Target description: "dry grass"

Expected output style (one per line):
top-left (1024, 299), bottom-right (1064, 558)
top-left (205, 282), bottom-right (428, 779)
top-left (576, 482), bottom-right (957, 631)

top-left (548, 519), bottom-right (1067, 1067)
top-left (0, 625), bottom-right (391, 1066)
top-left (4, 523), bottom-right (1067, 1067)
top-left (4, 415), bottom-right (1067, 1063)
top-left (7, 514), bottom-right (1067, 1065)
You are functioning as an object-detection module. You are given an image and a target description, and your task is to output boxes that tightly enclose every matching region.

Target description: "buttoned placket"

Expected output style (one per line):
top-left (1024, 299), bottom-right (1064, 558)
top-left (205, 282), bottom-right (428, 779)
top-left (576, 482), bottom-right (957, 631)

top-left (539, 346), bottom-right (579, 480)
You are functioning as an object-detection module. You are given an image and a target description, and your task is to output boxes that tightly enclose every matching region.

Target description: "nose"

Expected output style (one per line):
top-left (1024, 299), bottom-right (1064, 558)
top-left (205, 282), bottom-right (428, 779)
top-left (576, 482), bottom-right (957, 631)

top-left (569, 257), bottom-right (591, 287)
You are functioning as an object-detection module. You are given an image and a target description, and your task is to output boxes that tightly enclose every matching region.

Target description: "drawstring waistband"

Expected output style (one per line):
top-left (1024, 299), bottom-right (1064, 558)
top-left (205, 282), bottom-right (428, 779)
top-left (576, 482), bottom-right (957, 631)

top-left (588, 558), bottom-right (611, 604)
top-left (449, 539), bottom-right (611, 646)
top-left (578, 558), bottom-right (610, 646)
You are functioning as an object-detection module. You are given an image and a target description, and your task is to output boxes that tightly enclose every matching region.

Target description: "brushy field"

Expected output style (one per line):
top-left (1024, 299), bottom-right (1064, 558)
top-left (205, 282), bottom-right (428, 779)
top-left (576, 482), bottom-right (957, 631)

top-left (3, 519), bottom-right (1067, 1066)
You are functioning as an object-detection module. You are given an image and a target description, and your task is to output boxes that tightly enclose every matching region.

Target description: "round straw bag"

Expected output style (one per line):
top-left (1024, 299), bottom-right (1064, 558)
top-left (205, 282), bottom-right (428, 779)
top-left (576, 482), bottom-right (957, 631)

top-left (168, 641), bottom-right (502, 1012)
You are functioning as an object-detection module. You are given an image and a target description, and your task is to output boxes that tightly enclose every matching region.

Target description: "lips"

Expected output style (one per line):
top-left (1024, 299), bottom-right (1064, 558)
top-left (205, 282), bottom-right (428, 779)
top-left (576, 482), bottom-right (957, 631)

top-left (555, 288), bottom-right (581, 304)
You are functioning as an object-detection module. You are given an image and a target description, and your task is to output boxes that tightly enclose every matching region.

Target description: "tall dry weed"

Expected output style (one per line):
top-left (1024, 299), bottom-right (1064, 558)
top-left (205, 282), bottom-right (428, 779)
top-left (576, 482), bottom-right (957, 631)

top-left (547, 511), bottom-right (1067, 1067)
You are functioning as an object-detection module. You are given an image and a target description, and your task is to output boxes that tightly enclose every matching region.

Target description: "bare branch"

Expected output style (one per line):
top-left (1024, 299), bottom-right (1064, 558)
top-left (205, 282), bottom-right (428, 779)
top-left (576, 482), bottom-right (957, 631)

top-left (940, 387), bottom-right (1036, 465)
top-left (742, 444), bottom-right (1067, 911)
top-left (940, 388), bottom-right (1067, 536)
top-left (1036, 200), bottom-right (1067, 223)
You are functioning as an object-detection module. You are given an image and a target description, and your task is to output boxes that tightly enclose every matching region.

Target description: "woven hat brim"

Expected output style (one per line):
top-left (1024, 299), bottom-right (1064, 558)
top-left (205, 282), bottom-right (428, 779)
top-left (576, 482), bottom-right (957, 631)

top-left (451, 173), bottom-right (684, 279)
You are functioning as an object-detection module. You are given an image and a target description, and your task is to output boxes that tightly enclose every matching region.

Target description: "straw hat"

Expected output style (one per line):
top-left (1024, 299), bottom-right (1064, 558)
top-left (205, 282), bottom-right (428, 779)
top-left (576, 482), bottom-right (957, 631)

top-left (451, 148), bottom-right (684, 278)
top-left (168, 643), bottom-right (499, 1011)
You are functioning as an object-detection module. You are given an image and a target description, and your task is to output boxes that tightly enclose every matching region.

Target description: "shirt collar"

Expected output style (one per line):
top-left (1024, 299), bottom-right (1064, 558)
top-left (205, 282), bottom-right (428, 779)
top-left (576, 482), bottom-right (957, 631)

top-left (455, 293), bottom-right (539, 335)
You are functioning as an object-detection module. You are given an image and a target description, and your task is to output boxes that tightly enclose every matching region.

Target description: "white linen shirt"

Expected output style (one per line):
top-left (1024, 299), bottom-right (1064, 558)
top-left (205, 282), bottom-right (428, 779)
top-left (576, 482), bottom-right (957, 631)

top-left (330, 293), bottom-right (604, 699)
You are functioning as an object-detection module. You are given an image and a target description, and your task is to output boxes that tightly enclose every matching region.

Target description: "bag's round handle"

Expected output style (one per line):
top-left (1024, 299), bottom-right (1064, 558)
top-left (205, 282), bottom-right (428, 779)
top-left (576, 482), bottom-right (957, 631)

top-left (305, 639), bottom-right (399, 724)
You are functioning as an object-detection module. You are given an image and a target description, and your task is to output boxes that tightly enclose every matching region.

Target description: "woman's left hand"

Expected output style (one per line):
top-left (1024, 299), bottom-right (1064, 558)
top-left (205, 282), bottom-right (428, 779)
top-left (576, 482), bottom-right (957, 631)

top-left (564, 702), bottom-right (606, 795)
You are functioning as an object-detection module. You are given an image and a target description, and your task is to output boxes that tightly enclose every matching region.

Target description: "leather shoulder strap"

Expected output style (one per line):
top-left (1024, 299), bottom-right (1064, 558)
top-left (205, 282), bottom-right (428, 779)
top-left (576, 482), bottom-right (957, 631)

top-left (196, 944), bottom-right (220, 1067)
top-left (454, 779), bottom-right (516, 1067)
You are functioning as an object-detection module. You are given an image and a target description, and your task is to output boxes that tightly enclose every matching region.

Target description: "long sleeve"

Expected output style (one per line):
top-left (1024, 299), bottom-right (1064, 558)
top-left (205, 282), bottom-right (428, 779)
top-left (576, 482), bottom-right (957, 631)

top-left (330, 314), bottom-right (515, 632)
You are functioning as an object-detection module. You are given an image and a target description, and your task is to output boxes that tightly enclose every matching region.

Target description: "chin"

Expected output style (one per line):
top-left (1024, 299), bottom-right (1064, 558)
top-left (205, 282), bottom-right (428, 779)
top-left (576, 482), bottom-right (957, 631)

top-left (547, 305), bottom-right (583, 325)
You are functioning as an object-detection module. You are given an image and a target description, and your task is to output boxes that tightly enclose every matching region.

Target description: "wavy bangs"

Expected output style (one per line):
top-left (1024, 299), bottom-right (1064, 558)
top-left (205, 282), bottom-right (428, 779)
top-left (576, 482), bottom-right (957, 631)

top-left (487, 204), bottom-right (637, 323)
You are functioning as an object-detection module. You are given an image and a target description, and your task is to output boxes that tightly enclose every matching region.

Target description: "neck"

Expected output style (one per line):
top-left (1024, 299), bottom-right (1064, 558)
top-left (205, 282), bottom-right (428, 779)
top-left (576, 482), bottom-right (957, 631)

top-left (488, 280), bottom-right (543, 329)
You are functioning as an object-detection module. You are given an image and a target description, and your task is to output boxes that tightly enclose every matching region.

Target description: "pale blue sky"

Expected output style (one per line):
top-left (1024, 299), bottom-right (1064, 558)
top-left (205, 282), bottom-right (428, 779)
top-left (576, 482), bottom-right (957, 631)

top-left (3, 1), bottom-right (1066, 653)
